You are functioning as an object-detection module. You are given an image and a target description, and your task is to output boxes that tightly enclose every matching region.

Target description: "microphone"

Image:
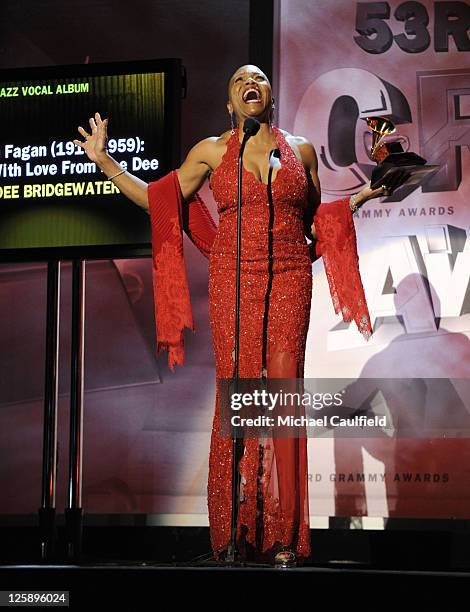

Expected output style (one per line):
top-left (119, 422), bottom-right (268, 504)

top-left (243, 117), bottom-right (260, 137)
top-left (267, 149), bottom-right (281, 208)
top-left (269, 148), bottom-right (281, 170)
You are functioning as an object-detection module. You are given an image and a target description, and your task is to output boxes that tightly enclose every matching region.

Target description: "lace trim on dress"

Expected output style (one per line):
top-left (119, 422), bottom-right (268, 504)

top-left (314, 197), bottom-right (373, 339)
top-left (147, 171), bottom-right (217, 370)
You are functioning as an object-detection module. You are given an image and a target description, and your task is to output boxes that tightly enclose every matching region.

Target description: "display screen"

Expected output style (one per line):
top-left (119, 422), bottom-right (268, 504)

top-left (0, 59), bottom-right (182, 260)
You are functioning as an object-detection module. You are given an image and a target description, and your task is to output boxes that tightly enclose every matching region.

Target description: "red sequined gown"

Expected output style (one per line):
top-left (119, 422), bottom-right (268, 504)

top-left (207, 126), bottom-right (312, 560)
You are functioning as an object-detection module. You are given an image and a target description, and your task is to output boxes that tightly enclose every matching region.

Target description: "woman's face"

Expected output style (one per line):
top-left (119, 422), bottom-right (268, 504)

top-left (227, 64), bottom-right (273, 126)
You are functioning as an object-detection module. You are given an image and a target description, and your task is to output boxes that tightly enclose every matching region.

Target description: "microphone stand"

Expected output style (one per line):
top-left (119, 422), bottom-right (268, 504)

top-left (226, 118), bottom-right (259, 564)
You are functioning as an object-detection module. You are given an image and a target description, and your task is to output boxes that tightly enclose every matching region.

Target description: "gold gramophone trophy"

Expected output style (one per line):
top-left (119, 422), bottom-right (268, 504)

top-left (365, 117), bottom-right (438, 194)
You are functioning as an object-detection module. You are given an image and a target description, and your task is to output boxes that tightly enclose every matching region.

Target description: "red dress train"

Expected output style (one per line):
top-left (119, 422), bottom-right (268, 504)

top-left (147, 128), bottom-right (372, 561)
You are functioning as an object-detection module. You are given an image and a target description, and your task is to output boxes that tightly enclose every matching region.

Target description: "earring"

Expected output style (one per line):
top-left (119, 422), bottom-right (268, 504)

top-left (230, 112), bottom-right (237, 135)
top-left (269, 100), bottom-right (275, 127)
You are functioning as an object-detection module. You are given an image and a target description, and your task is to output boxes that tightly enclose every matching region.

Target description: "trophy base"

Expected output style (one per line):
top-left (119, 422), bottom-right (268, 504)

top-left (371, 152), bottom-right (438, 191)
top-left (371, 164), bottom-right (439, 191)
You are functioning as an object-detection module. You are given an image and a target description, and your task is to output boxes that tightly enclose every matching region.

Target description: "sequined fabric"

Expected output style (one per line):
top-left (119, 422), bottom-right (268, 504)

top-left (208, 127), bottom-right (312, 560)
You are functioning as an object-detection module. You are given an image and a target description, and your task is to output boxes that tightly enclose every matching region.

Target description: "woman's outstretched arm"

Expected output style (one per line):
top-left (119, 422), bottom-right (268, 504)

top-left (73, 113), bottom-right (149, 211)
top-left (73, 112), bottom-right (216, 210)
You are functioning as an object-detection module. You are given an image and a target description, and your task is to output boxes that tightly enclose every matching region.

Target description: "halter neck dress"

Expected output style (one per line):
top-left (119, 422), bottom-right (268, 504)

top-left (207, 126), bottom-right (312, 560)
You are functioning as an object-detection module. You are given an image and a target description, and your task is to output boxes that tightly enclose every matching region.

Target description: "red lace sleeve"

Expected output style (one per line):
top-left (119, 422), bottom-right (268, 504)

top-left (147, 171), bottom-right (217, 370)
top-left (147, 171), bottom-right (194, 370)
top-left (313, 197), bottom-right (372, 339)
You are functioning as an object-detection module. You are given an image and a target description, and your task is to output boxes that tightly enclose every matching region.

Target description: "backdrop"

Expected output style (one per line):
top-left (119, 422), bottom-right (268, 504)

top-left (277, 0), bottom-right (470, 518)
top-left (1, 0), bottom-right (469, 526)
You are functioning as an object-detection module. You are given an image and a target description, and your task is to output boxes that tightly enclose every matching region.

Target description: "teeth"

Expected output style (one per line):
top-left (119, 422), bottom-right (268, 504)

top-left (243, 88), bottom-right (260, 102)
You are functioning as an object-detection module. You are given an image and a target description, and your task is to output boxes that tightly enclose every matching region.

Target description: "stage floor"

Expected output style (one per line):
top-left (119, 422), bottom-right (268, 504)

top-left (1, 562), bottom-right (469, 608)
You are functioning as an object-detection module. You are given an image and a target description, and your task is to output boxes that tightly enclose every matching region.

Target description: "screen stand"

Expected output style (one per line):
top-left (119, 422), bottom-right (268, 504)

top-left (38, 259), bottom-right (86, 563)
top-left (39, 261), bottom-right (61, 562)
top-left (65, 259), bottom-right (86, 562)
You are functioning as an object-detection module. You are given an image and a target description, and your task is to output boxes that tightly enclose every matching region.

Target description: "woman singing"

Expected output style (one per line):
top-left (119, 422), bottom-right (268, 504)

top-left (74, 64), bottom-right (405, 567)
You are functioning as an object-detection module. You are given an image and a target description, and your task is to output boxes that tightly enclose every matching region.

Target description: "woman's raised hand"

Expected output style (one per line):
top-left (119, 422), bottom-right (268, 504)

top-left (73, 112), bottom-right (108, 164)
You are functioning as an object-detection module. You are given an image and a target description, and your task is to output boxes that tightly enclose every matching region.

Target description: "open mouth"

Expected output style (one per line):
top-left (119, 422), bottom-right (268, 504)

top-left (242, 87), bottom-right (262, 103)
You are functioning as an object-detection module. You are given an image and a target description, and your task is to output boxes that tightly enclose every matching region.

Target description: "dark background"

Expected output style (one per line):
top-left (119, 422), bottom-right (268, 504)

top-left (0, 0), bottom-right (275, 518)
top-left (0, 0), bottom-right (274, 157)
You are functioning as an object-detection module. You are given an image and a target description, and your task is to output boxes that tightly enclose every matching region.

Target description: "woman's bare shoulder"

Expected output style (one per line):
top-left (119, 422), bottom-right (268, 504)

top-left (186, 131), bottom-right (231, 169)
top-left (279, 128), bottom-right (312, 148)
top-left (202, 130), bottom-right (231, 144)
top-left (279, 128), bottom-right (317, 167)
top-left (191, 133), bottom-right (229, 151)
top-left (208, 131), bottom-right (234, 167)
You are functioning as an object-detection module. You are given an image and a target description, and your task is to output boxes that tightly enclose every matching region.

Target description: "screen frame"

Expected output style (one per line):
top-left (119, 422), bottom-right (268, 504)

top-left (0, 57), bottom-right (182, 262)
